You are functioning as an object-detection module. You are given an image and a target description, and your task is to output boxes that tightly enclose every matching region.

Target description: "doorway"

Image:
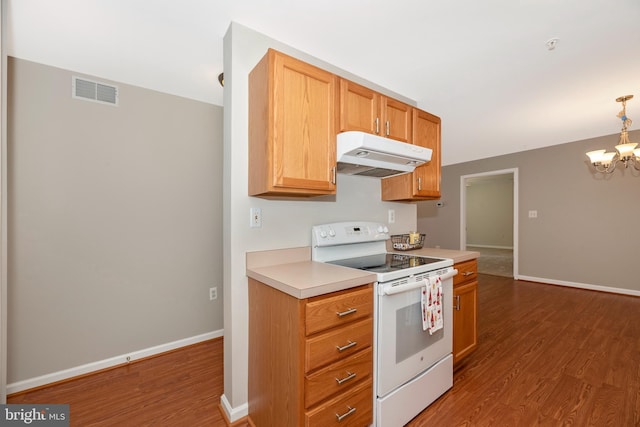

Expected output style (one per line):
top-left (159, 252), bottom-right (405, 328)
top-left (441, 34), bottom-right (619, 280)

top-left (460, 169), bottom-right (518, 279)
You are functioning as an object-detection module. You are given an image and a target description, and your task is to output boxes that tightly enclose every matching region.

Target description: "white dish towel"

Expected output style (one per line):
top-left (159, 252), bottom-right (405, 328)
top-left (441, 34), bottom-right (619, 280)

top-left (421, 276), bottom-right (443, 334)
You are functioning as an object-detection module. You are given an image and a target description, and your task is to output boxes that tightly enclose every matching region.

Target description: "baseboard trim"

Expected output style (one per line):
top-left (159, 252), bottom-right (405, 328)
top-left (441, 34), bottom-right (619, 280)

top-left (7, 329), bottom-right (224, 395)
top-left (516, 275), bottom-right (640, 297)
top-left (220, 394), bottom-right (249, 424)
top-left (466, 244), bottom-right (513, 250)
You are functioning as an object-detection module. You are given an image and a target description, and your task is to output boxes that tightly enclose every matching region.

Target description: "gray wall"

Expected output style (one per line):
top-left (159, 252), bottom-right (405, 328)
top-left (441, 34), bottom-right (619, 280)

top-left (7, 57), bottom-right (224, 383)
top-left (417, 130), bottom-right (640, 292)
top-left (466, 174), bottom-right (514, 248)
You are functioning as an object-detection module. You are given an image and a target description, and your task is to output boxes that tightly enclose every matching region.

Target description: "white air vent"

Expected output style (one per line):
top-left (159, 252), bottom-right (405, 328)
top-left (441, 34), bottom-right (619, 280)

top-left (72, 76), bottom-right (118, 106)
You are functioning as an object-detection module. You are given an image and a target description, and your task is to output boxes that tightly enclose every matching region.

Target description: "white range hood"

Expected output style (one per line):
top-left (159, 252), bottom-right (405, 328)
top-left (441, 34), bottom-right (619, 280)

top-left (336, 131), bottom-right (432, 178)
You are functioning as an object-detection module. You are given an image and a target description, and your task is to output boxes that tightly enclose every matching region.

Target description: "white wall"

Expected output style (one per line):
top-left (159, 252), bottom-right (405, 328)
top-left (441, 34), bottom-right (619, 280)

top-left (221, 23), bottom-right (419, 419)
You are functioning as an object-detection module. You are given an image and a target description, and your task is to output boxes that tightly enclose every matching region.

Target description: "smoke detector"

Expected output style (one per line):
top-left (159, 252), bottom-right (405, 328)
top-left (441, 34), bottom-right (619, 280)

top-left (545, 38), bottom-right (559, 51)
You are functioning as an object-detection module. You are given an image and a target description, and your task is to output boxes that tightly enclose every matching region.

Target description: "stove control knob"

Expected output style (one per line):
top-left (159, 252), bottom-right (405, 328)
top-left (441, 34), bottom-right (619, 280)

top-left (377, 225), bottom-right (384, 233)
top-left (319, 230), bottom-right (328, 238)
top-left (383, 226), bottom-right (389, 233)
top-left (328, 228), bottom-right (336, 237)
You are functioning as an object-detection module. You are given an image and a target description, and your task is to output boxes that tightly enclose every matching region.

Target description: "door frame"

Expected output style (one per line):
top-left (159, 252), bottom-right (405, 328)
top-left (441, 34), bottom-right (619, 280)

top-left (460, 168), bottom-right (519, 279)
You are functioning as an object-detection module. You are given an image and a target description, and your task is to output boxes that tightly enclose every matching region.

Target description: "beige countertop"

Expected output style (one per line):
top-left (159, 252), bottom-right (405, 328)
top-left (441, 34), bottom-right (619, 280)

top-left (384, 241), bottom-right (479, 264)
top-left (246, 246), bottom-right (478, 300)
top-left (246, 247), bottom-right (376, 299)
top-left (405, 247), bottom-right (480, 264)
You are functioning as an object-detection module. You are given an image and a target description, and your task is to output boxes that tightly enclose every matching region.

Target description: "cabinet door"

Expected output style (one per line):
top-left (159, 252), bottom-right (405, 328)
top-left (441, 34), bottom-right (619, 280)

top-left (380, 107), bottom-right (442, 201)
top-left (381, 97), bottom-right (412, 143)
top-left (453, 280), bottom-right (478, 365)
top-left (411, 108), bottom-right (441, 197)
top-left (339, 79), bottom-right (379, 134)
top-left (273, 52), bottom-right (337, 193)
top-left (249, 49), bottom-right (337, 197)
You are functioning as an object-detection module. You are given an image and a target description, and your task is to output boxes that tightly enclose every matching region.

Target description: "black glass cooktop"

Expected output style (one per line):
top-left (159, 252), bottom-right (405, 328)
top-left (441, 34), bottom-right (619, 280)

top-left (327, 253), bottom-right (443, 274)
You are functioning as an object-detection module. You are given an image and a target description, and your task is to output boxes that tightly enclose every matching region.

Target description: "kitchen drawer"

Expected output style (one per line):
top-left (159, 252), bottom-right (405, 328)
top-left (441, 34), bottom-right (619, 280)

top-left (305, 318), bottom-right (372, 372)
top-left (453, 259), bottom-right (477, 286)
top-left (305, 378), bottom-right (373, 427)
top-left (305, 285), bottom-right (373, 336)
top-left (305, 347), bottom-right (372, 408)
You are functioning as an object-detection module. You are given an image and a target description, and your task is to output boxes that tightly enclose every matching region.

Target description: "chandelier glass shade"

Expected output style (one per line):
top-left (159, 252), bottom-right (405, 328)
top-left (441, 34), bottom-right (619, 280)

top-left (586, 95), bottom-right (640, 173)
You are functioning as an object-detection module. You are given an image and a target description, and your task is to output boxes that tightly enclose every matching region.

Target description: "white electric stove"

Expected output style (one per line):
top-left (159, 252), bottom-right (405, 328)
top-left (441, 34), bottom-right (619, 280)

top-left (312, 221), bottom-right (457, 426)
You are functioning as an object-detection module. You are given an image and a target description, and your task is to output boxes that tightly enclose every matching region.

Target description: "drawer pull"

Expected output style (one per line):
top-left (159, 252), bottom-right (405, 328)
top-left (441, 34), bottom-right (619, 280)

top-left (336, 308), bottom-right (357, 317)
top-left (462, 271), bottom-right (474, 276)
top-left (335, 371), bottom-right (356, 385)
top-left (336, 340), bottom-right (357, 352)
top-left (336, 406), bottom-right (356, 422)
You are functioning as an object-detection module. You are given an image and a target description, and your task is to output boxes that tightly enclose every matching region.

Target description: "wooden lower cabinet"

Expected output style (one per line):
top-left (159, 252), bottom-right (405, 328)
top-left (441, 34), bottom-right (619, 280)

top-left (305, 378), bottom-right (373, 427)
top-left (248, 279), bottom-right (374, 427)
top-left (452, 259), bottom-right (478, 366)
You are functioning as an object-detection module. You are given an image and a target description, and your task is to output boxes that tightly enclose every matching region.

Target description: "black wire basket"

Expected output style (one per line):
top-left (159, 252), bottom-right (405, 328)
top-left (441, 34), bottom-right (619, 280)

top-left (391, 234), bottom-right (425, 251)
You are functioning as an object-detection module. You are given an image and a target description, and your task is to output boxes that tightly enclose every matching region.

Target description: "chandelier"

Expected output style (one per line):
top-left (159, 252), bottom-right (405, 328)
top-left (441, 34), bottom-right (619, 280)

top-left (586, 95), bottom-right (640, 173)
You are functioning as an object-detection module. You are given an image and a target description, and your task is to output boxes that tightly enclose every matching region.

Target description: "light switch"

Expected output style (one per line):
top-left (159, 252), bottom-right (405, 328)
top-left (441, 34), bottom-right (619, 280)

top-left (250, 207), bottom-right (262, 228)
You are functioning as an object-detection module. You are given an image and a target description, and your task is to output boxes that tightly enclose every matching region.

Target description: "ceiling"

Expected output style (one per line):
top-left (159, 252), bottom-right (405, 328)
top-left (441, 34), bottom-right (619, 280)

top-left (6, 0), bottom-right (640, 165)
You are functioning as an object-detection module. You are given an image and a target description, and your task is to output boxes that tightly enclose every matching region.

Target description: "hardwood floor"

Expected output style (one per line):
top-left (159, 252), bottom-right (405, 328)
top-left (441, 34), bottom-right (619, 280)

top-left (9, 274), bottom-right (640, 426)
top-left (8, 338), bottom-right (244, 427)
top-left (408, 274), bottom-right (640, 426)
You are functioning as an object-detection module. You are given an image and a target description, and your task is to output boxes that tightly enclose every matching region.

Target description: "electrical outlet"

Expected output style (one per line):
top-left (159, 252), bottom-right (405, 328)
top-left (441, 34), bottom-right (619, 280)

top-left (388, 209), bottom-right (396, 224)
top-left (209, 287), bottom-right (217, 300)
top-left (250, 207), bottom-right (262, 228)
top-left (528, 210), bottom-right (538, 219)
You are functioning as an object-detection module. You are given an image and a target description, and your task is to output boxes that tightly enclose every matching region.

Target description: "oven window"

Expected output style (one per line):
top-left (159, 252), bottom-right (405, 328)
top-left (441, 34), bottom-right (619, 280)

top-left (395, 301), bottom-right (444, 363)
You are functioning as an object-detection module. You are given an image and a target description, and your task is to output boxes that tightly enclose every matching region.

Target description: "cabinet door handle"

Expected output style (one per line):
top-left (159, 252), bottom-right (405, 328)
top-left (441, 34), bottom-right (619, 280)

top-left (417, 177), bottom-right (422, 191)
top-left (463, 271), bottom-right (474, 276)
top-left (331, 166), bottom-right (336, 184)
top-left (335, 371), bottom-right (357, 385)
top-left (336, 340), bottom-right (357, 352)
top-left (375, 117), bottom-right (380, 134)
top-left (336, 308), bottom-right (357, 317)
top-left (336, 406), bottom-right (356, 422)
top-left (454, 295), bottom-right (461, 310)
top-left (385, 120), bottom-right (390, 136)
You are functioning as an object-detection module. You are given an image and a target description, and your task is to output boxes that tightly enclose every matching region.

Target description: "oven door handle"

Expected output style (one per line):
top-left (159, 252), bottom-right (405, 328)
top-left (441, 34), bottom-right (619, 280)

top-left (382, 269), bottom-right (458, 296)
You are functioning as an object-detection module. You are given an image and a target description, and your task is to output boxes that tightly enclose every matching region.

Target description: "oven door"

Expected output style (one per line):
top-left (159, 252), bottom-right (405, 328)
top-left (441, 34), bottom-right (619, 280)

top-left (376, 270), bottom-right (454, 397)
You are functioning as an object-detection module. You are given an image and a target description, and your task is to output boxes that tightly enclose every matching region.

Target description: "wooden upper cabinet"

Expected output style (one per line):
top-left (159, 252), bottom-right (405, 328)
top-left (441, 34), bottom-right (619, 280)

top-left (381, 97), bottom-right (412, 143)
top-left (339, 79), bottom-right (412, 143)
top-left (381, 108), bottom-right (441, 201)
top-left (339, 79), bottom-right (379, 134)
top-left (249, 49), bottom-right (337, 197)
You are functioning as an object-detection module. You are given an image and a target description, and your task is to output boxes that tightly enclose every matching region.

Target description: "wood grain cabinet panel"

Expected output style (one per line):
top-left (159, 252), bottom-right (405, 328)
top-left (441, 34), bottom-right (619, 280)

top-left (305, 318), bottom-right (372, 372)
top-left (305, 286), bottom-right (373, 335)
top-left (338, 79), bottom-right (379, 135)
top-left (249, 48), bottom-right (337, 197)
top-left (339, 78), bottom-right (412, 143)
top-left (381, 108), bottom-right (442, 201)
top-left (248, 281), bottom-right (373, 426)
top-left (249, 49), bottom-right (442, 201)
top-left (453, 259), bottom-right (478, 286)
top-left (305, 347), bottom-right (372, 407)
top-left (305, 378), bottom-right (373, 427)
top-left (453, 259), bottom-right (478, 366)
top-left (381, 96), bottom-right (412, 143)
